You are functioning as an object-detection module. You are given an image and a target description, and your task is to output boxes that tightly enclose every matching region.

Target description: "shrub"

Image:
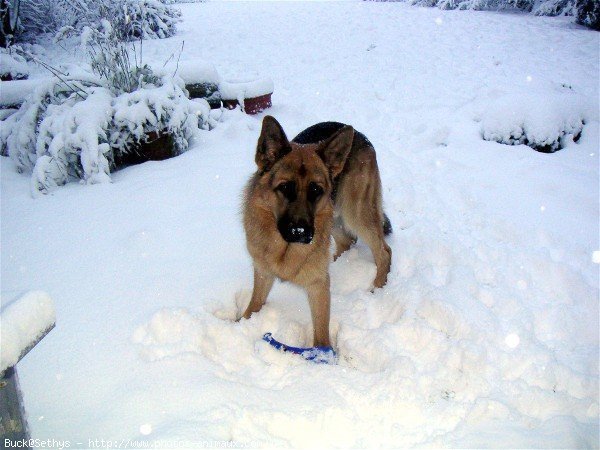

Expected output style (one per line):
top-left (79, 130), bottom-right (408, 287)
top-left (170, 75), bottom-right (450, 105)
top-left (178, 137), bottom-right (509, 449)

top-left (406, 0), bottom-right (578, 14)
top-left (393, 0), bottom-right (597, 27)
top-left (81, 19), bottom-right (158, 94)
top-left (123, 0), bottom-right (181, 40)
top-left (18, 0), bottom-right (72, 38)
top-left (163, 0), bottom-right (205, 3)
top-left (576, 0), bottom-right (600, 30)
top-left (1, 17), bottom-right (204, 195)
top-left (532, 0), bottom-right (576, 16)
top-left (1, 73), bottom-right (202, 194)
top-left (18, 0), bottom-right (181, 42)
top-left (480, 92), bottom-right (585, 153)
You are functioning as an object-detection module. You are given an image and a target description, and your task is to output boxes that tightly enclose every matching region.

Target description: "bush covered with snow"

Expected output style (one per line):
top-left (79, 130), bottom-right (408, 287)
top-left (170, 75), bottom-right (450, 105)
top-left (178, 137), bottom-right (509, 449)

top-left (480, 91), bottom-right (586, 153)
top-left (1, 12), bottom-right (207, 195)
top-left (18, 0), bottom-right (71, 37)
top-left (404, 0), bottom-right (577, 15)
top-left (163, 0), bottom-right (205, 3)
top-left (119, 0), bottom-right (181, 40)
top-left (0, 73), bottom-right (201, 194)
top-left (19, 0), bottom-right (181, 42)
top-left (375, 0), bottom-right (600, 28)
top-left (531, 0), bottom-right (576, 16)
top-left (576, 0), bottom-right (600, 30)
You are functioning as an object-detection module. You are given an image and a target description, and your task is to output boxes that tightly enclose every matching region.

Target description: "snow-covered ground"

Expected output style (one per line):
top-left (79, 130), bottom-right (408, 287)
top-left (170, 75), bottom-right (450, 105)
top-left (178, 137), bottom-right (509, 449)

top-left (1, 1), bottom-right (598, 447)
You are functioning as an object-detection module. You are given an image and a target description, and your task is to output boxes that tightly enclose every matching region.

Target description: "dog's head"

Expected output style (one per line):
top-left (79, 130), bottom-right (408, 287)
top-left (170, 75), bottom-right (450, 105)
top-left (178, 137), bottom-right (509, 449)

top-left (254, 116), bottom-right (353, 244)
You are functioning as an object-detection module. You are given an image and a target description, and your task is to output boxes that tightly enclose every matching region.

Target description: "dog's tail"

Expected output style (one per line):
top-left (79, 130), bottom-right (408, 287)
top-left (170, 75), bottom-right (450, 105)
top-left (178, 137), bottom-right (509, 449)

top-left (383, 213), bottom-right (393, 236)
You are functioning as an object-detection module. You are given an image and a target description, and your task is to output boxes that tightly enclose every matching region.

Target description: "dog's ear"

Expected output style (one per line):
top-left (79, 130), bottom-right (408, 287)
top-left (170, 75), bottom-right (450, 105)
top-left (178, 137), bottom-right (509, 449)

top-left (317, 125), bottom-right (354, 178)
top-left (256, 116), bottom-right (291, 172)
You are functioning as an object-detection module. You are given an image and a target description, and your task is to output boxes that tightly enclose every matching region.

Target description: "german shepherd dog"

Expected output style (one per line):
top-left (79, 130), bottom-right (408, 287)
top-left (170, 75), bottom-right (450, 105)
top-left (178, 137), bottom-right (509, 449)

top-left (241, 116), bottom-right (392, 348)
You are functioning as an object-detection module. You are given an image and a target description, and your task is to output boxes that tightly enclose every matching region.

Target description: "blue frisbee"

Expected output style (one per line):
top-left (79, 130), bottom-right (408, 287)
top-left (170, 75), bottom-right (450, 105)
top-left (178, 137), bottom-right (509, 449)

top-left (262, 332), bottom-right (337, 364)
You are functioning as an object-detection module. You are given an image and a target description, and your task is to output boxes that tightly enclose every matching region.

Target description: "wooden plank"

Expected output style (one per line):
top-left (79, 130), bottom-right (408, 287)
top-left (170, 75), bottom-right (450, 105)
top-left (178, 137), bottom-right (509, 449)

top-left (0, 367), bottom-right (30, 444)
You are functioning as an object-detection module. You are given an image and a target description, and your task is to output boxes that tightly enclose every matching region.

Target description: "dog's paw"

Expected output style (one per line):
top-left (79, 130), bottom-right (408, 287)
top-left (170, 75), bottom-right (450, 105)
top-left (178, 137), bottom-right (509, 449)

top-left (233, 289), bottom-right (252, 320)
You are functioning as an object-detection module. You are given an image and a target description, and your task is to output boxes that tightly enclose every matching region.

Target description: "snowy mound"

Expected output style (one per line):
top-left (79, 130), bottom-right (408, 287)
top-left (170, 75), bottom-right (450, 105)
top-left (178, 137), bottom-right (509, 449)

top-left (0, 49), bottom-right (29, 81)
top-left (481, 90), bottom-right (586, 153)
top-left (220, 77), bottom-right (274, 101)
top-left (1, 291), bottom-right (55, 374)
top-left (169, 59), bottom-right (220, 85)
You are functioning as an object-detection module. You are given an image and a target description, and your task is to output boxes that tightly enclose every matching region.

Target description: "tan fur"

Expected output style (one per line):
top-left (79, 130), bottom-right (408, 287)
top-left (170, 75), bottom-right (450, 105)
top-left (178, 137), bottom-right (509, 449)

top-left (241, 116), bottom-right (391, 347)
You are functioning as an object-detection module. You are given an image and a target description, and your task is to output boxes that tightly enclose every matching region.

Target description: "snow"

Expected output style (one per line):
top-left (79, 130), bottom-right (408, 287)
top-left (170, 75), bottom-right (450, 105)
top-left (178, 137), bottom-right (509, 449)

top-left (219, 77), bottom-right (275, 101)
top-left (0, 79), bottom-right (39, 107)
top-left (168, 59), bottom-right (221, 85)
top-left (1, 1), bottom-right (598, 447)
top-left (0, 49), bottom-right (30, 80)
top-left (0, 291), bottom-right (55, 374)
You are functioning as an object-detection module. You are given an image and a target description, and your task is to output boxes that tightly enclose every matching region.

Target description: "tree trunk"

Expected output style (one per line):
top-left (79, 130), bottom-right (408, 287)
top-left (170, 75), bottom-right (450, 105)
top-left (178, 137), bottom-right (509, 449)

top-left (0, 0), bottom-right (20, 47)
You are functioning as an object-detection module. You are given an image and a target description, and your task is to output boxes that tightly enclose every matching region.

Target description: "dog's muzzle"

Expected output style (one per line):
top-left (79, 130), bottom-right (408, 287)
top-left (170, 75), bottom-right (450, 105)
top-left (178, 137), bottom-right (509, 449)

top-left (278, 217), bottom-right (314, 244)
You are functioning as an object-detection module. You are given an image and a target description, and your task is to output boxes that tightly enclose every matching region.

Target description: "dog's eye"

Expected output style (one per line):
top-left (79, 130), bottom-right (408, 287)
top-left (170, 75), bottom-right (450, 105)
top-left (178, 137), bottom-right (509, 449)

top-left (276, 181), bottom-right (296, 201)
top-left (307, 182), bottom-right (324, 202)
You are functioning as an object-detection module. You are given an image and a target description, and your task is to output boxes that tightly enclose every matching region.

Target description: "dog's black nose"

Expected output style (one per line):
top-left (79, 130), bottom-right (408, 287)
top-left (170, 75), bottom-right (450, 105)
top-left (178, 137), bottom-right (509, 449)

top-left (289, 224), bottom-right (314, 244)
top-left (278, 218), bottom-right (314, 244)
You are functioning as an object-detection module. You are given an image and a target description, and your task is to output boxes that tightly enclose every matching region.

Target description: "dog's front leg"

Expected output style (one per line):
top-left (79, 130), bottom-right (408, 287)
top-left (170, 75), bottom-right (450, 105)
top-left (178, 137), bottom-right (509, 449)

top-left (242, 268), bottom-right (275, 320)
top-left (305, 277), bottom-right (331, 348)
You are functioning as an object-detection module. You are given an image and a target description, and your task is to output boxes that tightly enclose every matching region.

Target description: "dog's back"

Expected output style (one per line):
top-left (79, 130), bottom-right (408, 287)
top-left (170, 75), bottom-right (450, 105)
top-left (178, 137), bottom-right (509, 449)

top-left (293, 122), bottom-right (347, 145)
top-left (293, 121), bottom-right (373, 152)
top-left (293, 122), bottom-right (392, 237)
